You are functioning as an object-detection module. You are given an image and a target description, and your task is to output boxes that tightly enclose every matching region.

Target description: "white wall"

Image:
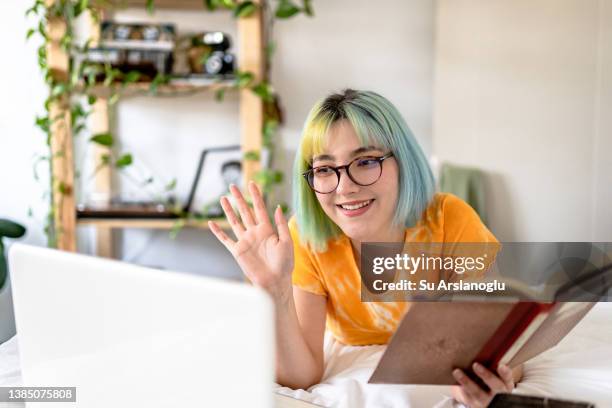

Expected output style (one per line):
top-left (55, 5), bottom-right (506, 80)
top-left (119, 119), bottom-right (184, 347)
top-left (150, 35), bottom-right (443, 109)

top-left (433, 0), bottom-right (612, 241)
top-left (0, 1), bottom-right (52, 343)
top-left (0, 0), bottom-right (435, 342)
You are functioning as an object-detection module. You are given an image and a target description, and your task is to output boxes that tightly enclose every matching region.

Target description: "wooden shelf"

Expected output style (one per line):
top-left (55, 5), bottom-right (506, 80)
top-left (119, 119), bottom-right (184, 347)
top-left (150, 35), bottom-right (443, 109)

top-left (100, 0), bottom-right (212, 10)
top-left (81, 79), bottom-right (236, 98)
top-left (77, 218), bottom-right (230, 230)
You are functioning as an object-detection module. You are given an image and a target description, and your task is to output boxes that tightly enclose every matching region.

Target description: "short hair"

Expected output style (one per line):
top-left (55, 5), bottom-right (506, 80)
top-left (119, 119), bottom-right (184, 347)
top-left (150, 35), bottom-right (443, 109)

top-left (292, 89), bottom-right (435, 252)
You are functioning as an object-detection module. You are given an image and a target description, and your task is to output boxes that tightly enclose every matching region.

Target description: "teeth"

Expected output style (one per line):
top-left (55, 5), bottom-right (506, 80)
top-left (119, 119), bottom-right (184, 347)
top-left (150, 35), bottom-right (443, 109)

top-left (340, 200), bottom-right (371, 210)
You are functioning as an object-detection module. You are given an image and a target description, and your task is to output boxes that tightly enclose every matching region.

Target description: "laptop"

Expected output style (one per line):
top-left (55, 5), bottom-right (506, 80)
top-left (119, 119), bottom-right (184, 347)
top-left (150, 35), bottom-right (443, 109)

top-left (8, 244), bottom-right (274, 408)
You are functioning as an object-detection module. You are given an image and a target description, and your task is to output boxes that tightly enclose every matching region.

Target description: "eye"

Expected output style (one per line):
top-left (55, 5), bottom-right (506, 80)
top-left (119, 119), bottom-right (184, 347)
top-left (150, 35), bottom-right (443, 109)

top-left (313, 166), bottom-right (335, 177)
top-left (356, 157), bottom-right (379, 168)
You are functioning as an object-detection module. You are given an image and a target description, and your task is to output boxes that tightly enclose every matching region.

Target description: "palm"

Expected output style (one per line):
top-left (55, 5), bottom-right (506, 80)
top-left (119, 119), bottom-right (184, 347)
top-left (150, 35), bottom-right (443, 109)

top-left (209, 182), bottom-right (294, 296)
top-left (233, 223), bottom-right (293, 288)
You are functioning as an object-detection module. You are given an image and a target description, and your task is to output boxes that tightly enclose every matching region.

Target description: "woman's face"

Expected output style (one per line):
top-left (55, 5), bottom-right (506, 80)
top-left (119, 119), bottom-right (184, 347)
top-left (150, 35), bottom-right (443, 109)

top-left (312, 120), bottom-right (401, 243)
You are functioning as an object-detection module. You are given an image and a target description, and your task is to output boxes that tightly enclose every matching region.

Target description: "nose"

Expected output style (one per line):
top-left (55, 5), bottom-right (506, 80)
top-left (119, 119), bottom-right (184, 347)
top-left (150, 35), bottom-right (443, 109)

top-left (335, 168), bottom-right (360, 195)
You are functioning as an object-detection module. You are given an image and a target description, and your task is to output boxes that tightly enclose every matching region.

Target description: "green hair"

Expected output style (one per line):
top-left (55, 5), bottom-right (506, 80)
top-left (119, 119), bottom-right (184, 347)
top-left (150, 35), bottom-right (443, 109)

top-left (292, 89), bottom-right (435, 252)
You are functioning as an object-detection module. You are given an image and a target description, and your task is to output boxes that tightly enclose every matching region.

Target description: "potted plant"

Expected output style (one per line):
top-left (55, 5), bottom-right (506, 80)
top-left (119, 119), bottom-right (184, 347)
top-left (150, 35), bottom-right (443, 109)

top-left (0, 219), bottom-right (26, 290)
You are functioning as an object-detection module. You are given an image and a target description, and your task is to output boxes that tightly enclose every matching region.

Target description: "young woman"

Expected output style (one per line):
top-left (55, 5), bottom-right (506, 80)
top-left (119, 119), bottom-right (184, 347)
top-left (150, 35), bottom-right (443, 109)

top-left (209, 89), bottom-right (522, 407)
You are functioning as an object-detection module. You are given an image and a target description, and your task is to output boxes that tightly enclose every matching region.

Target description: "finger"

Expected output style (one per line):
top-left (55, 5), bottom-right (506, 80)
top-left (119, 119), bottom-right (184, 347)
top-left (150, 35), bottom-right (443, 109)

top-left (274, 205), bottom-right (291, 243)
top-left (497, 364), bottom-right (515, 391)
top-left (450, 385), bottom-right (468, 404)
top-left (248, 181), bottom-right (271, 227)
top-left (220, 196), bottom-right (245, 239)
top-left (229, 184), bottom-right (256, 227)
top-left (453, 369), bottom-right (488, 402)
top-left (473, 362), bottom-right (508, 392)
top-left (208, 221), bottom-right (236, 253)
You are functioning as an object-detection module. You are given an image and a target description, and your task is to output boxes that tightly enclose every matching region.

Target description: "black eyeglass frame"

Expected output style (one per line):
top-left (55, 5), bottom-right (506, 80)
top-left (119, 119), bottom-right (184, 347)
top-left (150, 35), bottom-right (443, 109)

top-left (302, 152), bottom-right (395, 194)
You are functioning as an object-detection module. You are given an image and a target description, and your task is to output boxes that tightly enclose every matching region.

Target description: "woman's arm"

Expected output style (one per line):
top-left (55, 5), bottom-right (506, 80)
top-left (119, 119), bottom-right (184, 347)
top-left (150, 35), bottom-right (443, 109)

top-left (275, 287), bottom-right (326, 389)
top-left (209, 181), bottom-right (326, 390)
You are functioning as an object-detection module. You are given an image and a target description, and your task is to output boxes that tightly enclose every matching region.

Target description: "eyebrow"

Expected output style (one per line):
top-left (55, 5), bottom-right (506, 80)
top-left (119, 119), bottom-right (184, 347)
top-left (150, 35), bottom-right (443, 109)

top-left (313, 146), bottom-right (381, 163)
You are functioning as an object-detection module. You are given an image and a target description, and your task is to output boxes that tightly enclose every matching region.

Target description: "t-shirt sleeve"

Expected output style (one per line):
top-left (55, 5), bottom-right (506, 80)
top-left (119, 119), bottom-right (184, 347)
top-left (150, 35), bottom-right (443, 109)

top-left (288, 217), bottom-right (328, 297)
top-left (440, 194), bottom-right (499, 280)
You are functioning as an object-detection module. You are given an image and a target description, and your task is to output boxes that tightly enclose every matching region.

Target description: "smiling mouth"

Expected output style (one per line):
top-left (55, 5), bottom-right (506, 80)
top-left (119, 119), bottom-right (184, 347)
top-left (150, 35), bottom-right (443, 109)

top-left (337, 199), bottom-right (374, 210)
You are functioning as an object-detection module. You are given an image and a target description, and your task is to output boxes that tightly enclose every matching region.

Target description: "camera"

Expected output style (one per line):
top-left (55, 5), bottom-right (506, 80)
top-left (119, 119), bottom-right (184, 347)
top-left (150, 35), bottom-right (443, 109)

top-left (187, 32), bottom-right (235, 76)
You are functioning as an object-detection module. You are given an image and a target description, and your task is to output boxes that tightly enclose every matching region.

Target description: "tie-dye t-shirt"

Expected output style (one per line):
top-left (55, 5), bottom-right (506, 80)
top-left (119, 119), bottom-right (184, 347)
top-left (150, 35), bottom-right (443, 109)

top-left (289, 193), bottom-right (498, 346)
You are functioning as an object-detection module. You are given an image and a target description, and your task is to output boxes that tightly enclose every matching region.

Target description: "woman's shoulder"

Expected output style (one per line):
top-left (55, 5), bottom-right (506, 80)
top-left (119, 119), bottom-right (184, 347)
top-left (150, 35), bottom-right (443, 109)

top-left (419, 193), bottom-right (497, 242)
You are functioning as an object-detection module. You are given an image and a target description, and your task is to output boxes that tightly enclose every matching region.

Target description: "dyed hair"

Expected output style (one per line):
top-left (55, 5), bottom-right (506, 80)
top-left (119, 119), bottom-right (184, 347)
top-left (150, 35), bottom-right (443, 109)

top-left (292, 89), bottom-right (435, 252)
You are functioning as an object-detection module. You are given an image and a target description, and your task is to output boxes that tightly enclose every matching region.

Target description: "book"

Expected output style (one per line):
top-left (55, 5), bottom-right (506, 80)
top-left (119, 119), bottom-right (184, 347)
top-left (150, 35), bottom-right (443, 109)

top-left (368, 300), bottom-right (595, 385)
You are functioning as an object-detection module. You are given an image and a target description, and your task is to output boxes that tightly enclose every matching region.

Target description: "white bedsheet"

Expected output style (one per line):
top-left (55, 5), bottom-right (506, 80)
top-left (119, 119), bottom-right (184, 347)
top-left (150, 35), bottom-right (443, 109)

top-left (2, 303), bottom-right (612, 408)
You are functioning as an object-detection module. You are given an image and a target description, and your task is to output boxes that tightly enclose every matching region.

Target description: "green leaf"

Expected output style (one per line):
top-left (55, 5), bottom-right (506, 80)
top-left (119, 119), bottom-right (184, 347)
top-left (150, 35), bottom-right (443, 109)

top-left (265, 41), bottom-right (276, 60)
top-left (123, 70), bottom-right (141, 85)
top-left (302, 0), bottom-right (314, 16)
top-left (244, 150), bottom-right (260, 161)
top-left (51, 83), bottom-right (68, 98)
top-left (35, 115), bottom-right (50, 133)
top-left (263, 119), bottom-right (278, 146)
top-left (88, 95), bottom-right (97, 105)
top-left (115, 153), bottom-right (133, 169)
top-left (58, 181), bottom-right (70, 195)
top-left (272, 170), bottom-right (284, 183)
top-left (26, 28), bottom-right (36, 40)
top-left (220, 0), bottom-right (236, 8)
top-left (109, 92), bottom-right (120, 106)
top-left (73, 123), bottom-right (86, 136)
top-left (204, 0), bottom-right (219, 11)
top-left (215, 88), bottom-right (226, 102)
top-left (60, 34), bottom-right (72, 51)
top-left (234, 71), bottom-right (254, 88)
top-left (251, 81), bottom-right (274, 102)
top-left (280, 202), bottom-right (289, 214)
top-left (37, 20), bottom-right (46, 39)
top-left (146, 0), bottom-right (155, 14)
top-left (234, 1), bottom-right (257, 18)
top-left (75, 0), bottom-right (89, 16)
top-left (275, 0), bottom-right (300, 18)
top-left (90, 133), bottom-right (114, 147)
top-left (165, 178), bottom-right (177, 191)
top-left (169, 218), bottom-right (186, 240)
top-left (149, 73), bottom-right (169, 94)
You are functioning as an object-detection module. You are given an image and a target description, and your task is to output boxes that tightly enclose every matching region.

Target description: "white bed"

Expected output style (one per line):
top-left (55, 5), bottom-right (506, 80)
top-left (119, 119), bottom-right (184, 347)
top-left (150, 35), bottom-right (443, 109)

top-left (2, 302), bottom-right (612, 408)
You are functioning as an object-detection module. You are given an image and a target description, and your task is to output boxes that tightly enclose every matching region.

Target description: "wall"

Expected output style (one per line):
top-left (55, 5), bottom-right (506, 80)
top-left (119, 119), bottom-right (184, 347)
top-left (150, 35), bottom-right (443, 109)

top-left (0, 0), bottom-right (435, 342)
top-left (0, 1), bottom-right (53, 343)
top-left (433, 0), bottom-right (612, 241)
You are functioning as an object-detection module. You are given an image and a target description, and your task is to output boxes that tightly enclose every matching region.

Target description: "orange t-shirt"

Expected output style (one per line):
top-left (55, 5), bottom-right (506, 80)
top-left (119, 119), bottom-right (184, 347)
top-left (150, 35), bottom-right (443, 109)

top-left (289, 193), bottom-right (498, 346)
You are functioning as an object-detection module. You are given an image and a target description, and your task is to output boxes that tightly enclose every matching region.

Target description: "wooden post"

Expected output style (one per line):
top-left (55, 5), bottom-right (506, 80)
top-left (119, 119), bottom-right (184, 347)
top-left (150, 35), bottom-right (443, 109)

top-left (88, 8), bottom-right (115, 258)
top-left (237, 0), bottom-right (264, 189)
top-left (91, 98), bottom-right (115, 258)
top-left (46, 1), bottom-right (76, 251)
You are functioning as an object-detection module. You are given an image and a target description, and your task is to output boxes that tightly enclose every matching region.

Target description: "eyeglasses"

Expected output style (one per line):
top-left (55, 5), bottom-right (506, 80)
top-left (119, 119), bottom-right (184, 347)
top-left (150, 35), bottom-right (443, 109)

top-left (302, 152), bottom-right (394, 194)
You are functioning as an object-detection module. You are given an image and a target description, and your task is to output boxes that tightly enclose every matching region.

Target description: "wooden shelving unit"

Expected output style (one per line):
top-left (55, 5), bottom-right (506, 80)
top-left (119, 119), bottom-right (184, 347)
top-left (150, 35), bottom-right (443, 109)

top-left (80, 80), bottom-right (236, 98)
top-left (46, 0), bottom-right (264, 257)
top-left (76, 218), bottom-right (230, 230)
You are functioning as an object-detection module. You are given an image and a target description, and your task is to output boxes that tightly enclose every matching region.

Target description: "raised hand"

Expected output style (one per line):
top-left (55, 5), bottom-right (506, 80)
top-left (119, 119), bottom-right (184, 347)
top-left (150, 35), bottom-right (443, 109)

top-left (208, 181), bottom-right (294, 303)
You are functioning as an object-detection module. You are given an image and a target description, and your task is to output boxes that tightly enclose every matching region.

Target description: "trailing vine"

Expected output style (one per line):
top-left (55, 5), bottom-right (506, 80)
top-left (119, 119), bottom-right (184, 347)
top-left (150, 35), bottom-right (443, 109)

top-left (26, 0), bottom-right (313, 246)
